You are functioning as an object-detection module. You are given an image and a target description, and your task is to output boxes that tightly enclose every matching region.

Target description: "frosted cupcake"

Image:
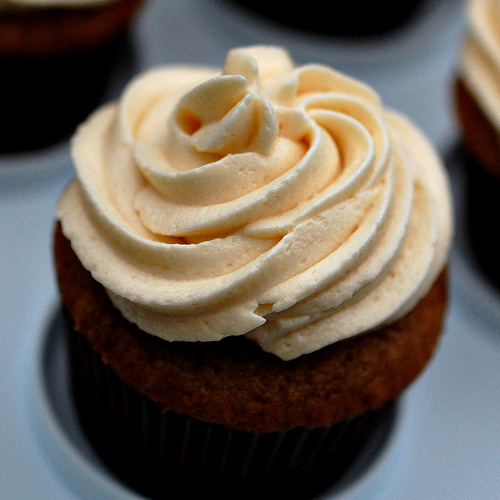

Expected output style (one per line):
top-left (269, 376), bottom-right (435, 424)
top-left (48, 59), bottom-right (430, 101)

top-left (55, 45), bottom-right (453, 498)
top-left (0, 0), bottom-right (144, 153)
top-left (454, 0), bottom-right (500, 288)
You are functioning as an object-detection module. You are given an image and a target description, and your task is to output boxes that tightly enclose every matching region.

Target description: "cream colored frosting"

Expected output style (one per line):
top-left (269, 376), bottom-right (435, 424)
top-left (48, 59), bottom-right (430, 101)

top-left (58, 46), bottom-right (453, 360)
top-left (461, 0), bottom-right (500, 133)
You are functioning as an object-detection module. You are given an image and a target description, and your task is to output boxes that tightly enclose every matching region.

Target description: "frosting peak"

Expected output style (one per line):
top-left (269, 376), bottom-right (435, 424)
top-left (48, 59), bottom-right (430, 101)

top-left (173, 66), bottom-right (278, 159)
top-left (58, 46), bottom-right (453, 360)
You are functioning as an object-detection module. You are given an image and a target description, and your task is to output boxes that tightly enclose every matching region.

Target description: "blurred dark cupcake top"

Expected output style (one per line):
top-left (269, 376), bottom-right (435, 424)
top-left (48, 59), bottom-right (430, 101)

top-left (223, 0), bottom-right (426, 36)
top-left (58, 45), bottom-right (453, 360)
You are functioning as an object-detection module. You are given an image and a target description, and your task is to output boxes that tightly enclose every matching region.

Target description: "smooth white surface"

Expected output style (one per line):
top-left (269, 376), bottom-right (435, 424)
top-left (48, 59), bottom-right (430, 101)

top-left (2, 0), bottom-right (500, 498)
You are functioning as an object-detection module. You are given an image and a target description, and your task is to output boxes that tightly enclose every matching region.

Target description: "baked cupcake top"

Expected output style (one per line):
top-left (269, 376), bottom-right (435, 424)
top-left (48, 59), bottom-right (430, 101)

top-left (58, 45), bottom-right (453, 360)
top-left (460, 0), bottom-right (500, 134)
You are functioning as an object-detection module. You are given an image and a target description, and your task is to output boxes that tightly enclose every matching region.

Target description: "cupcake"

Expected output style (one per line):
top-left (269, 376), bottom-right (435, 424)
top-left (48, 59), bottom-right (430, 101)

top-left (0, 0), bottom-right (144, 153)
top-left (55, 45), bottom-right (453, 498)
top-left (222, 0), bottom-right (427, 37)
top-left (454, 0), bottom-right (500, 288)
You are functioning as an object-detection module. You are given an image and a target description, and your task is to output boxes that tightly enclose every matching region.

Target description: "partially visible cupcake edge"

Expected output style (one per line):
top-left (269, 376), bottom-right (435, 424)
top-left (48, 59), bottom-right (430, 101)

top-left (0, 0), bottom-right (145, 152)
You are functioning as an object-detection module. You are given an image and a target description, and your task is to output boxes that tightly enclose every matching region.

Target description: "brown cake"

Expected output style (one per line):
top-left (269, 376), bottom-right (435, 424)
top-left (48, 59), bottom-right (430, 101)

top-left (55, 222), bottom-right (447, 432)
top-left (54, 46), bottom-right (453, 499)
top-left (455, 79), bottom-right (500, 180)
top-left (0, 0), bottom-right (144, 153)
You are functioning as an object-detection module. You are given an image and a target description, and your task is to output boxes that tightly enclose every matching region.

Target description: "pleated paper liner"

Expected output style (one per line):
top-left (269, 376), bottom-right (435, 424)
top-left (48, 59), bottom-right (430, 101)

top-left (67, 314), bottom-right (397, 500)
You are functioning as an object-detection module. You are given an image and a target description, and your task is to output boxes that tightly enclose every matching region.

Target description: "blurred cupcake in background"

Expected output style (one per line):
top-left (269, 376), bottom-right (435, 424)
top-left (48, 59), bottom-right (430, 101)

top-left (222, 0), bottom-right (429, 37)
top-left (454, 0), bottom-right (500, 288)
top-left (0, 0), bottom-right (145, 154)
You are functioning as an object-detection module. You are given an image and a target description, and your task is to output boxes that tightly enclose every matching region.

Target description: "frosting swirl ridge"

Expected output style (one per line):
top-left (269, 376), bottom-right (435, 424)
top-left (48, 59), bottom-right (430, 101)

top-left (58, 46), bottom-right (453, 360)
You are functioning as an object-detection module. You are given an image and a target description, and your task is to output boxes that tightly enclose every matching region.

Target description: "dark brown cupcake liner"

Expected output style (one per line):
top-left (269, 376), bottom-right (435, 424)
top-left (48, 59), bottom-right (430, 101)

top-left (66, 311), bottom-right (397, 500)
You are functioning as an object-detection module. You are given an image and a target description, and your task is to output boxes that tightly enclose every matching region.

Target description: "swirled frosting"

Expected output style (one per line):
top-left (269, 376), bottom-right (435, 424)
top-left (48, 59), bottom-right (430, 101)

top-left (58, 46), bottom-right (453, 360)
top-left (461, 0), bottom-right (500, 134)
